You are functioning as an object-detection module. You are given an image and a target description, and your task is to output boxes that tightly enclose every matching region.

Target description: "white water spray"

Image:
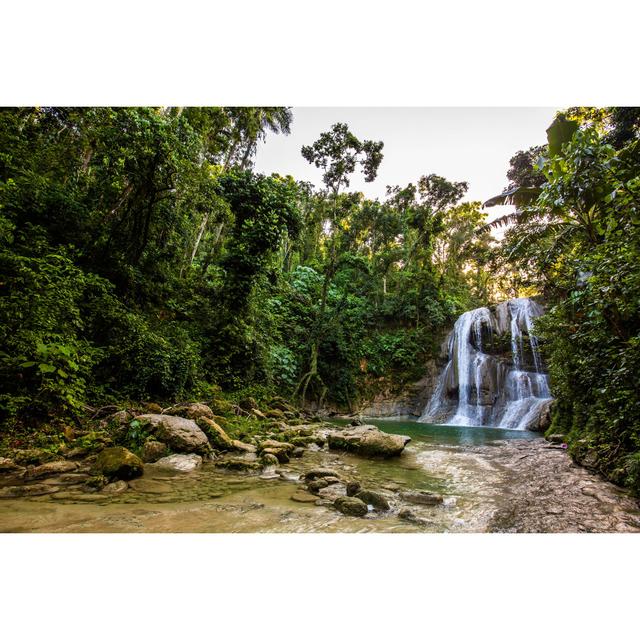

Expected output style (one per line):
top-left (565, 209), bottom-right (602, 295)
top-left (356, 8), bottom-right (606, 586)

top-left (420, 298), bottom-right (552, 430)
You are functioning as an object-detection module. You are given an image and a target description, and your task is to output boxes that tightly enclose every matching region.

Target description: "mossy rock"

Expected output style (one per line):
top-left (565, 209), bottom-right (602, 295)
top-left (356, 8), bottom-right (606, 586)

top-left (355, 489), bottom-right (390, 511)
top-left (259, 453), bottom-right (279, 467)
top-left (334, 496), bottom-right (368, 517)
top-left (91, 447), bottom-right (144, 481)
top-left (265, 408), bottom-right (285, 420)
top-left (197, 417), bottom-right (234, 451)
top-left (239, 397), bottom-right (259, 411)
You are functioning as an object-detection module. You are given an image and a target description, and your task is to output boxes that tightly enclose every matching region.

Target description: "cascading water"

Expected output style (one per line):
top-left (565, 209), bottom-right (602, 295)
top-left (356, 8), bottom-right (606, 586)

top-left (419, 297), bottom-right (553, 430)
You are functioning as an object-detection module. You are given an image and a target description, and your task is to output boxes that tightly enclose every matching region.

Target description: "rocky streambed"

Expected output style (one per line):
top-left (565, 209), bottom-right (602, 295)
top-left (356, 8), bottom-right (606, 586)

top-left (1, 415), bottom-right (639, 533)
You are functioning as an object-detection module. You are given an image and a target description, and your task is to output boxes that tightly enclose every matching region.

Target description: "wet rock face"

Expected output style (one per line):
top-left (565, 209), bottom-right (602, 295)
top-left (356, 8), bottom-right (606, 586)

top-left (327, 425), bottom-right (411, 458)
top-left (138, 414), bottom-right (210, 454)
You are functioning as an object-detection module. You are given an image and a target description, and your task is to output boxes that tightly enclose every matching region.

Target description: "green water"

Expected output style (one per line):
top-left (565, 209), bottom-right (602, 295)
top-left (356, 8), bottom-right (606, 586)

top-left (332, 418), bottom-right (540, 446)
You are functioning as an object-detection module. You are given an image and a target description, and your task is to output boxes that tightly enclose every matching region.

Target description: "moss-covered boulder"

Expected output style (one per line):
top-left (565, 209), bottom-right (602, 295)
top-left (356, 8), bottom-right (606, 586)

top-left (166, 403), bottom-right (214, 421)
top-left (197, 416), bottom-right (234, 451)
top-left (91, 447), bottom-right (144, 481)
top-left (239, 397), bottom-right (259, 411)
top-left (355, 489), bottom-right (390, 511)
top-left (259, 452), bottom-right (279, 467)
top-left (334, 496), bottom-right (368, 517)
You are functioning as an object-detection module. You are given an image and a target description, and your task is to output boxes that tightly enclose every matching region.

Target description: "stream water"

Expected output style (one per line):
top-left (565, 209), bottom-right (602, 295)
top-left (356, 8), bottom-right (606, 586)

top-left (2, 419), bottom-right (637, 533)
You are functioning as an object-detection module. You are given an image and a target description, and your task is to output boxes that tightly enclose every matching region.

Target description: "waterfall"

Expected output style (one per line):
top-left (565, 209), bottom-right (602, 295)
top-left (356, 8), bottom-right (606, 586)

top-left (419, 297), bottom-right (552, 430)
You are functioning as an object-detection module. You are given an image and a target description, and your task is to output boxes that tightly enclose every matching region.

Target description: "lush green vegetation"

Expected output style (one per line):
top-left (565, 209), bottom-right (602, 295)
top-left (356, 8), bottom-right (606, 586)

top-left (489, 107), bottom-right (640, 493)
top-left (2, 106), bottom-right (639, 495)
top-left (0, 108), bottom-right (490, 437)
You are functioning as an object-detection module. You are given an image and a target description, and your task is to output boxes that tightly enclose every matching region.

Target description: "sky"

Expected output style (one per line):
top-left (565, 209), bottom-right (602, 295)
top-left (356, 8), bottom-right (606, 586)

top-left (254, 107), bottom-right (559, 223)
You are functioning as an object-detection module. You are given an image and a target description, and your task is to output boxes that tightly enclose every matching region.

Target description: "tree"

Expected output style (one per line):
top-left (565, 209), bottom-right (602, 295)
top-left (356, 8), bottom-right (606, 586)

top-left (296, 123), bottom-right (383, 405)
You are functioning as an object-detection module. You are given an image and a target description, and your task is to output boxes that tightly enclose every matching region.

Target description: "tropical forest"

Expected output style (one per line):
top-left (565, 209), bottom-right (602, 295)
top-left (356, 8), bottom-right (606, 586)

top-left (1, 106), bottom-right (639, 533)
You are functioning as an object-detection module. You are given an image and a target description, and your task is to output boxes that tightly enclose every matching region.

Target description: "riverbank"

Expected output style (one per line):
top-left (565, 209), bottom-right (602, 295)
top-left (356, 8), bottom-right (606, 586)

top-left (1, 411), bottom-right (638, 533)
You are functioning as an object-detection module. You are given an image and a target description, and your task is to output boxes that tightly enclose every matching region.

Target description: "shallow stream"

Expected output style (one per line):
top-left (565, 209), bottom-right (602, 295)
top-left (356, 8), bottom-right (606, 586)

top-left (1, 420), bottom-right (638, 533)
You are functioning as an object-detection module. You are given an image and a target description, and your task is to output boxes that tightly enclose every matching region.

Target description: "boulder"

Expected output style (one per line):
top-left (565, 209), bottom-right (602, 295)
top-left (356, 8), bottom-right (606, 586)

top-left (27, 460), bottom-right (78, 479)
top-left (265, 409), bottom-right (285, 420)
top-left (102, 480), bottom-right (129, 495)
top-left (400, 490), bottom-right (443, 506)
top-left (196, 416), bottom-right (234, 451)
top-left (334, 496), bottom-right (368, 517)
top-left (138, 414), bottom-right (210, 454)
top-left (91, 447), bottom-right (144, 481)
top-left (232, 440), bottom-right (257, 454)
top-left (239, 397), bottom-right (259, 411)
top-left (304, 468), bottom-right (342, 481)
top-left (251, 408), bottom-right (267, 420)
top-left (355, 489), bottom-right (390, 511)
top-left (141, 440), bottom-right (168, 463)
top-left (259, 453), bottom-right (279, 467)
top-left (327, 425), bottom-right (410, 458)
top-left (166, 403), bottom-right (215, 421)
top-left (150, 453), bottom-right (203, 472)
top-left (257, 439), bottom-right (295, 453)
top-left (260, 447), bottom-right (289, 463)
top-left (546, 433), bottom-right (566, 444)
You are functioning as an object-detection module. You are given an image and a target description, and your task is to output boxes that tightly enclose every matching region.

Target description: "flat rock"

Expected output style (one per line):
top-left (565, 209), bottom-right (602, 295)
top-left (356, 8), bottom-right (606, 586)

top-left (150, 453), bottom-right (203, 472)
top-left (290, 491), bottom-right (319, 503)
top-left (304, 468), bottom-right (342, 481)
top-left (27, 460), bottom-right (78, 479)
top-left (138, 414), bottom-right (210, 454)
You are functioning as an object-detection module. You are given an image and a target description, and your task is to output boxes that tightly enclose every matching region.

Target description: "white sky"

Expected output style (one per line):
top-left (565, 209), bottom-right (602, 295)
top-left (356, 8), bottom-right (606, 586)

top-left (254, 107), bottom-right (559, 223)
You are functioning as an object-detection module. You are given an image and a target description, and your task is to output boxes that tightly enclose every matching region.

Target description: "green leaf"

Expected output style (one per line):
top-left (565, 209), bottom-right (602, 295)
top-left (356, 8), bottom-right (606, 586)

top-left (38, 363), bottom-right (56, 374)
top-left (546, 115), bottom-right (579, 157)
top-left (57, 369), bottom-right (69, 378)
top-left (19, 361), bottom-right (37, 368)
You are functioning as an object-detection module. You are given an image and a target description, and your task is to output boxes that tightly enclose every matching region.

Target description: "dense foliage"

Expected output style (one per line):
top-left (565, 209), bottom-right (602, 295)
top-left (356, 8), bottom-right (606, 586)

top-left (491, 108), bottom-right (640, 493)
top-left (0, 108), bottom-right (491, 433)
